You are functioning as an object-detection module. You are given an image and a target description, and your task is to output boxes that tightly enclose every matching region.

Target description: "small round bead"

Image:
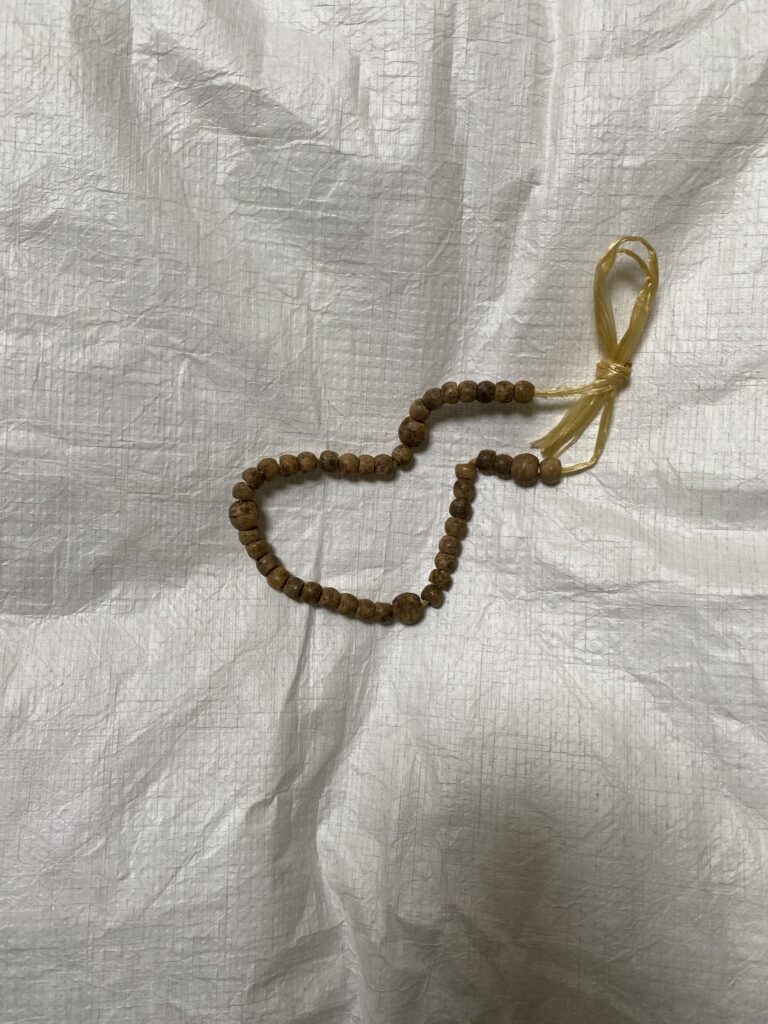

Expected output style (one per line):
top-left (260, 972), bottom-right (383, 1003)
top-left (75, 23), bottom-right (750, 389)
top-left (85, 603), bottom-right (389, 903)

top-left (245, 539), bottom-right (271, 561)
top-left (495, 380), bottom-right (515, 403)
top-left (267, 566), bottom-right (290, 591)
top-left (422, 387), bottom-right (443, 411)
top-left (239, 528), bottom-right (263, 546)
top-left (444, 516), bottom-right (468, 538)
top-left (297, 452), bottom-right (318, 473)
top-left (493, 453), bottom-right (513, 480)
top-left (392, 444), bottom-right (414, 467)
top-left (453, 479), bottom-right (475, 500)
top-left (320, 587), bottom-right (342, 611)
top-left (512, 452), bottom-right (540, 487)
top-left (439, 535), bottom-right (461, 557)
top-left (257, 458), bottom-right (281, 481)
top-left (476, 380), bottom-right (496, 403)
top-left (242, 467), bottom-right (265, 489)
top-left (430, 569), bottom-right (453, 590)
top-left (302, 581), bottom-right (323, 605)
top-left (476, 449), bottom-right (496, 474)
top-left (374, 602), bottom-right (394, 624)
top-left (449, 498), bottom-right (472, 520)
top-left (358, 454), bottom-right (375, 477)
top-left (279, 453), bottom-right (300, 476)
top-left (338, 593), bottom-right (358, 618)
top-left (398, 417), bottom-right (428, 448)
top-left (338, 453), bottom-right (359, 477)
top-left (392, 592), bottom-right (425, 625)
top-left (319, 450), bottom-right (339, 472)
top-left (229, 501), bottom-right (260, 530)
top-left (232, 482), bottom-right (255, 501)
top-left (409, 399), bottom-right (430, 423)
top-left (539, 457), bottom-right (563, 485)
top-left (356, 599), bottom-right (376, 622)
top-left (283, 576), bottom-right (305, 600)
top-left (435, 552), bottom-right (458, 573)
top-left (374, 454), bottom-right (394, 477)
top-left (458, 380), bottom-right (477, 403)
top-left (514, 379), bottom-right (535, 403)
top-left (455, 462), bottom-right (476, 480)
top-left (421, 584), bottom-right (444, 608)
top-left (441, 381), bottom-right (459, 404)
top-left (256, 552), bottom-right (280, 576)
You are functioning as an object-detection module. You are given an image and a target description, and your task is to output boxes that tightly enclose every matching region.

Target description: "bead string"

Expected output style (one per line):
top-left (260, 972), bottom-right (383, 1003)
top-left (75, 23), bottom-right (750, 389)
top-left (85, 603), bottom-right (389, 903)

top-left (229, 380), bottom-right (555, 625)
top-left (532, 235), bottom-right (659, 474)
top-left (229, 236), bottom-right (659, 624)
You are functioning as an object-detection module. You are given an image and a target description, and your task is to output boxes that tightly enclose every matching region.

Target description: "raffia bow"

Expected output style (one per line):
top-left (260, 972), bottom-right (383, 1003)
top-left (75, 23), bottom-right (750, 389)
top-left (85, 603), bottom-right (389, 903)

top-left (532, 235), bottom-right (659, 474)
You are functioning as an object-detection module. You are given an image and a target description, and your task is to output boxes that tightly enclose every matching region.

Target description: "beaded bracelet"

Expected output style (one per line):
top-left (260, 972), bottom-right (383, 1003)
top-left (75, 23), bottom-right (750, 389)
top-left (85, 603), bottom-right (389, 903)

top-left (229, 236), bottom-right (659, 625)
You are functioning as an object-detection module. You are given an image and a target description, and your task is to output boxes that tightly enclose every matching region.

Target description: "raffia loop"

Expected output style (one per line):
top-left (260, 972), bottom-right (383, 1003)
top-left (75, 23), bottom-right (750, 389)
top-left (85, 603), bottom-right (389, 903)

top-left (532, 235), bottom-right (659, 474)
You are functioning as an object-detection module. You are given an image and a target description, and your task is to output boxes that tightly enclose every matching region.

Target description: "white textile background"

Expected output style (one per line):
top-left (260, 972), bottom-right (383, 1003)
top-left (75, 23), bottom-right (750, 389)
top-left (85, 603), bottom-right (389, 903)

top-left (1, 2), bottom-right (767, 1022)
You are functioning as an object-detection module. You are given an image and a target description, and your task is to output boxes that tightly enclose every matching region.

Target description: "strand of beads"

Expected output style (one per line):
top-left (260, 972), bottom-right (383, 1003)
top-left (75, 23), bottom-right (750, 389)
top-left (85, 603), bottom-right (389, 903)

top-left (229, 379), bottom-right (562, 624)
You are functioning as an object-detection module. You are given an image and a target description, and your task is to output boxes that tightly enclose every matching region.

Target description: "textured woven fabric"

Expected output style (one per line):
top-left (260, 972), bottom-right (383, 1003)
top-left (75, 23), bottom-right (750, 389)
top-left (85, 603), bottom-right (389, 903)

top-left (2, 2), bottom-right (767, 1022)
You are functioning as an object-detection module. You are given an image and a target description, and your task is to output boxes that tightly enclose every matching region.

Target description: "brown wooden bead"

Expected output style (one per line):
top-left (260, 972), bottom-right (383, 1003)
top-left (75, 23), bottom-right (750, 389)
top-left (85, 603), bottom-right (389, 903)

top-left (409, 399), bottom-right (430, 423)
top-left (374, 454), bottom-right (394, 477)
top-left (476, 449), bottom-right (496, 473)
top-left (245, 539), bottom-right (271, 561)
top-left (421, 584), bottom-right (444, 608)
top-left (232, 482), bottom-right (255, 501)
top-left (298, 451), bottom-right (318, 473)
top-left (441, 381), bottom-right (459, 404)
top-left (358, 454), bottom-right (375, 476)
top-left (493, 453), bottom-right (513, 479)
top-left (495, 380), bottom-right (515, 403)
top-left (512, 452), bottom-right (540, 486)
top-left (476, 380), bottom-right (496, 403)
top-left (356, 598), bottom-right (376, 622)
top-left (320, 586), bottom-right (342, 611)
top-left (458, 380), bottom-right (477, 402)
top-left (257, 458), bottom-right (281, 481)
top-left (338, 453), bottom-right (359, 477)
top-left (514, 379), bottom-right (535, 403)
top-left (319, 450), bottom-right (339, 472)
top-left (430, 569), bottom-right (453, 590)
top-left (398, 417), bottom-right (428, 448)
top-left (279, 453), bottom-right (300, 476)
top-left (242, 467), bottom-right (265, 489)
top-left (453, 479), bottom-right (475, 500)
top-left (239, 528), bottom-right (263, 546)
top-left (229, 500), bottom-right (260, 530)
top-left (338, 593), bottom-right (358, 617)
top-left (422, 387), bottom-right (443, 411)
top-left (374, 601), bottom-right (394, 624)
top-left (256, 552), bottom-right (280, 576)
top-left (392, 444), bottom-right (414, 467)
top-left (539, 457), bottom-right (563, 485)
top-left (435, 552), bottom-right (458, 573)
top-left (283, 576), bottom-right (305, 600)
top-left (439, 535), bottom-right (461, 556)
top-left (455, 462), bottom-right (477, 480)
top-left (449, 498), bottom-right (472, 520)
top-left (444, 516), bottom-right (468, 538)
top-left (392, 592), bottom-right (425, 625)
top-left (267, 566), bottom-right (289, 591)
top-left (302, 581), bottom-right (323, 605)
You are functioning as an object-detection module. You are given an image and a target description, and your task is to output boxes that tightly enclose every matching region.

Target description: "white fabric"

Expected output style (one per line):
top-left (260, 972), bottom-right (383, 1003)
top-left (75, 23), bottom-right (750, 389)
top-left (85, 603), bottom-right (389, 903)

top-left (2, 2), bottom-right (767, 1022)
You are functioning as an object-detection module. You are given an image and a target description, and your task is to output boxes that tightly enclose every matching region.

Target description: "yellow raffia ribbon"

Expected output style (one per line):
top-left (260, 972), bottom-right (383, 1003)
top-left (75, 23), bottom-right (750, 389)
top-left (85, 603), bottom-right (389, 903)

top-left (532, 235), bottom-right (659, 475)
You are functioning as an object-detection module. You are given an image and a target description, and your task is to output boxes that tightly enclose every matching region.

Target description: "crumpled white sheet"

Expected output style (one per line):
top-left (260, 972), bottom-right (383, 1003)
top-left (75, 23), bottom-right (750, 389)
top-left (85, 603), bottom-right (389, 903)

top-left (2, 1), bottom-right (767, 1022)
